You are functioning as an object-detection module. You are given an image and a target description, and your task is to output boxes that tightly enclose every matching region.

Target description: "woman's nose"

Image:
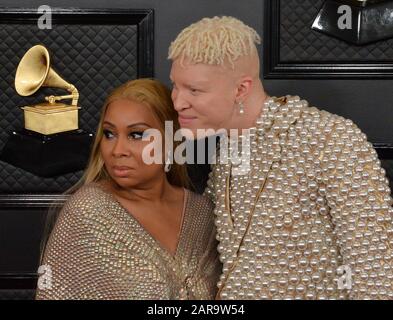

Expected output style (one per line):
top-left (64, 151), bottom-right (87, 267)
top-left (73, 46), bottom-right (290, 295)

top-left (112, 135), bottom-right (131, 157)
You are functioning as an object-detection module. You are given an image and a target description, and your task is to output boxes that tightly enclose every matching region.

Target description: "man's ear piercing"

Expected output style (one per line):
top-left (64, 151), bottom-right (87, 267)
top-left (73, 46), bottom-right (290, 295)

top-left (238, 101), bottom-right (245, 115)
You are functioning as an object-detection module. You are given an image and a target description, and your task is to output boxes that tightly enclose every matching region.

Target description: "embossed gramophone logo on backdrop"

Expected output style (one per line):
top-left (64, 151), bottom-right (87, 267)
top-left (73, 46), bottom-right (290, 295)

top-left (312, 0), bottom-right (393, 45)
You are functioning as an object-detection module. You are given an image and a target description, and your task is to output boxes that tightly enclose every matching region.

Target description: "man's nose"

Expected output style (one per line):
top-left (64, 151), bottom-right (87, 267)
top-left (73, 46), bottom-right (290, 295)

top-left (172, 90), bottom-right (190, 112)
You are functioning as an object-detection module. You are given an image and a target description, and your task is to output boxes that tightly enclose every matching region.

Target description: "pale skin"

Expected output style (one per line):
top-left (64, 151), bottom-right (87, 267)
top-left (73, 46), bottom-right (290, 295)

top-left (99, 98), bottom-right (184, 257)
top-left (169, 50), bottom-right (269, 137)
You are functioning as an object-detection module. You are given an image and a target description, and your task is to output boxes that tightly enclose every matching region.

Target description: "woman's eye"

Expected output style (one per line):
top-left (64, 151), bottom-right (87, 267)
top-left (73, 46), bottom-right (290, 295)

top-left (103, 129), bottom-right (114, 139)
top-left (129, 131), bottom-right (145, 140)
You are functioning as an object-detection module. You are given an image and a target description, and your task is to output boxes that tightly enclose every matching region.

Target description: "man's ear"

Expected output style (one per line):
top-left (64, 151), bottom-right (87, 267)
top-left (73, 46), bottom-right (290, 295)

top-left (235, 76), bottom-right (253, 102)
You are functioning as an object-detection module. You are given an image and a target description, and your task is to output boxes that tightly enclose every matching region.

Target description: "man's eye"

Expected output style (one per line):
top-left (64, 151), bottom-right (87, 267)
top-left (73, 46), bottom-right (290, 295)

top-left (129, 131), bottom-right (145, 140)
top-left (103, 129), bottom-right (114, 139)
top-left (190, 88), bottom-right (202, 95)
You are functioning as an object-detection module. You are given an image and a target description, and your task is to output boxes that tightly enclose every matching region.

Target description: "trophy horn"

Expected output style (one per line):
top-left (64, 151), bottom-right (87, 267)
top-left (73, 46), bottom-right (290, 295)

top-left (15, 44), bottom-right (79, 106)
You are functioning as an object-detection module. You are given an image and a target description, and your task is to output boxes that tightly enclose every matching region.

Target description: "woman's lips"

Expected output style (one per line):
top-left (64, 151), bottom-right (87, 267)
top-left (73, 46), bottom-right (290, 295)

top-left (112, 166), bottom-right (132, 177)
top-left (178, 115), bottom-right (197, 126)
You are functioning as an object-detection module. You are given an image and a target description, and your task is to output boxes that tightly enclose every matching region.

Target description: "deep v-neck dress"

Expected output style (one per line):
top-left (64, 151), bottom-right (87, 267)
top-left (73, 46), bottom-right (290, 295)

top-left (36, 182), bottom-right (221, 300)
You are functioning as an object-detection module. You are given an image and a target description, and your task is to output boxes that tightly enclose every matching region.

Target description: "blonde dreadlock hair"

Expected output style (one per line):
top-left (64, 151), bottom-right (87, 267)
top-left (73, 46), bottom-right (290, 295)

top-left (168, 16), bottom-right (261, 69)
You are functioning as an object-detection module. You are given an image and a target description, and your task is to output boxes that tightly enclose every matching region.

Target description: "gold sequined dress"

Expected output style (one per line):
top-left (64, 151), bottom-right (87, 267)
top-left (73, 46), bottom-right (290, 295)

top-left (36, 182), bottom-right (221, 300)
top-left (205, 96), bottom-right (393, 300)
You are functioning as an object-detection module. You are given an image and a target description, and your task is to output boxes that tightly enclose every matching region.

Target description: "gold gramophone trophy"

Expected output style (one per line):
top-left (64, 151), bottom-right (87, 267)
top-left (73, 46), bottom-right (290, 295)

top-left (0, 44), bottom-right (93, 177)
top-left (15, 44), bottom-right (80, 135)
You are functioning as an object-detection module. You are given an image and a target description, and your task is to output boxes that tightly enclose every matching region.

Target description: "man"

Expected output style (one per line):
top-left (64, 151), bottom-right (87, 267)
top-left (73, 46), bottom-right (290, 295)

top-left (168, 16), bottom-right (393, 299)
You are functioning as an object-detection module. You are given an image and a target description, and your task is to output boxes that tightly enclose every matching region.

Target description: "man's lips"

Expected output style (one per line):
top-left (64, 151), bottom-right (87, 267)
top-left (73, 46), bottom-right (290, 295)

top-left (178, 115), bottom-right (197, 125)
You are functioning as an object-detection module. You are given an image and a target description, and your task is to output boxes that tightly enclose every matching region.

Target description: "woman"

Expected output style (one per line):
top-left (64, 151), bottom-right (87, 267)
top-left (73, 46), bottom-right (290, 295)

top-left (36, 79), bottom-right (221, 300)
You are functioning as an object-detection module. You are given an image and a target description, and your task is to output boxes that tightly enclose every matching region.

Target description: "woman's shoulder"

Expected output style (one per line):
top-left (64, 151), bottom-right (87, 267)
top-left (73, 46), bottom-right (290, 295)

top-left (68, 181), bottom-right (108, 201)
top-left (62, 181), bottom-right (111, 215)
top-left (46, 182), bottom-right (112, 247)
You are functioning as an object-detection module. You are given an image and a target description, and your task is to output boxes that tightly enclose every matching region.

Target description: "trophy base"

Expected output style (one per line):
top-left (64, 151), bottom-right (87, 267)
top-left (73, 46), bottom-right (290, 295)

top-left (312, 0), bottom-right (393, 45)
top-left (21, 104), bottom-right (80, 135)
top-left (0, 129), bottom-right (94, 178)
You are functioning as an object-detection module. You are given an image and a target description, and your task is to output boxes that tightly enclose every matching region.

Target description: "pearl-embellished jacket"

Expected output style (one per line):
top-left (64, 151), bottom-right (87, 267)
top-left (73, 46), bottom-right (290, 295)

top-left (205, 96), bottom-right (393, 299)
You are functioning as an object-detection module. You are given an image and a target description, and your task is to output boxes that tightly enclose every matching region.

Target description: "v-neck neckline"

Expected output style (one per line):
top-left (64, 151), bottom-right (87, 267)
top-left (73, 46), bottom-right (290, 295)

top-left (94, 182), bottom-right (189, 260)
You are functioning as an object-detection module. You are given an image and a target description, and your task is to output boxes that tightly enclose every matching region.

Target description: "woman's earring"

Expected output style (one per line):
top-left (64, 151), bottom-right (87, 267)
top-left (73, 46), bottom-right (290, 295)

top-left (238, 101), bottom-right (245, 115)
top-left (164, 151), bottom-right (172, 172)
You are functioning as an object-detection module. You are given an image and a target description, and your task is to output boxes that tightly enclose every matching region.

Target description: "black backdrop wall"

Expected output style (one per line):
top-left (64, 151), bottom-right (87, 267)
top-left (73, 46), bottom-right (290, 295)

top-left (1, 0), bottom-right (390, 143)
top-left (0, 0), bottom-right (392, 299)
